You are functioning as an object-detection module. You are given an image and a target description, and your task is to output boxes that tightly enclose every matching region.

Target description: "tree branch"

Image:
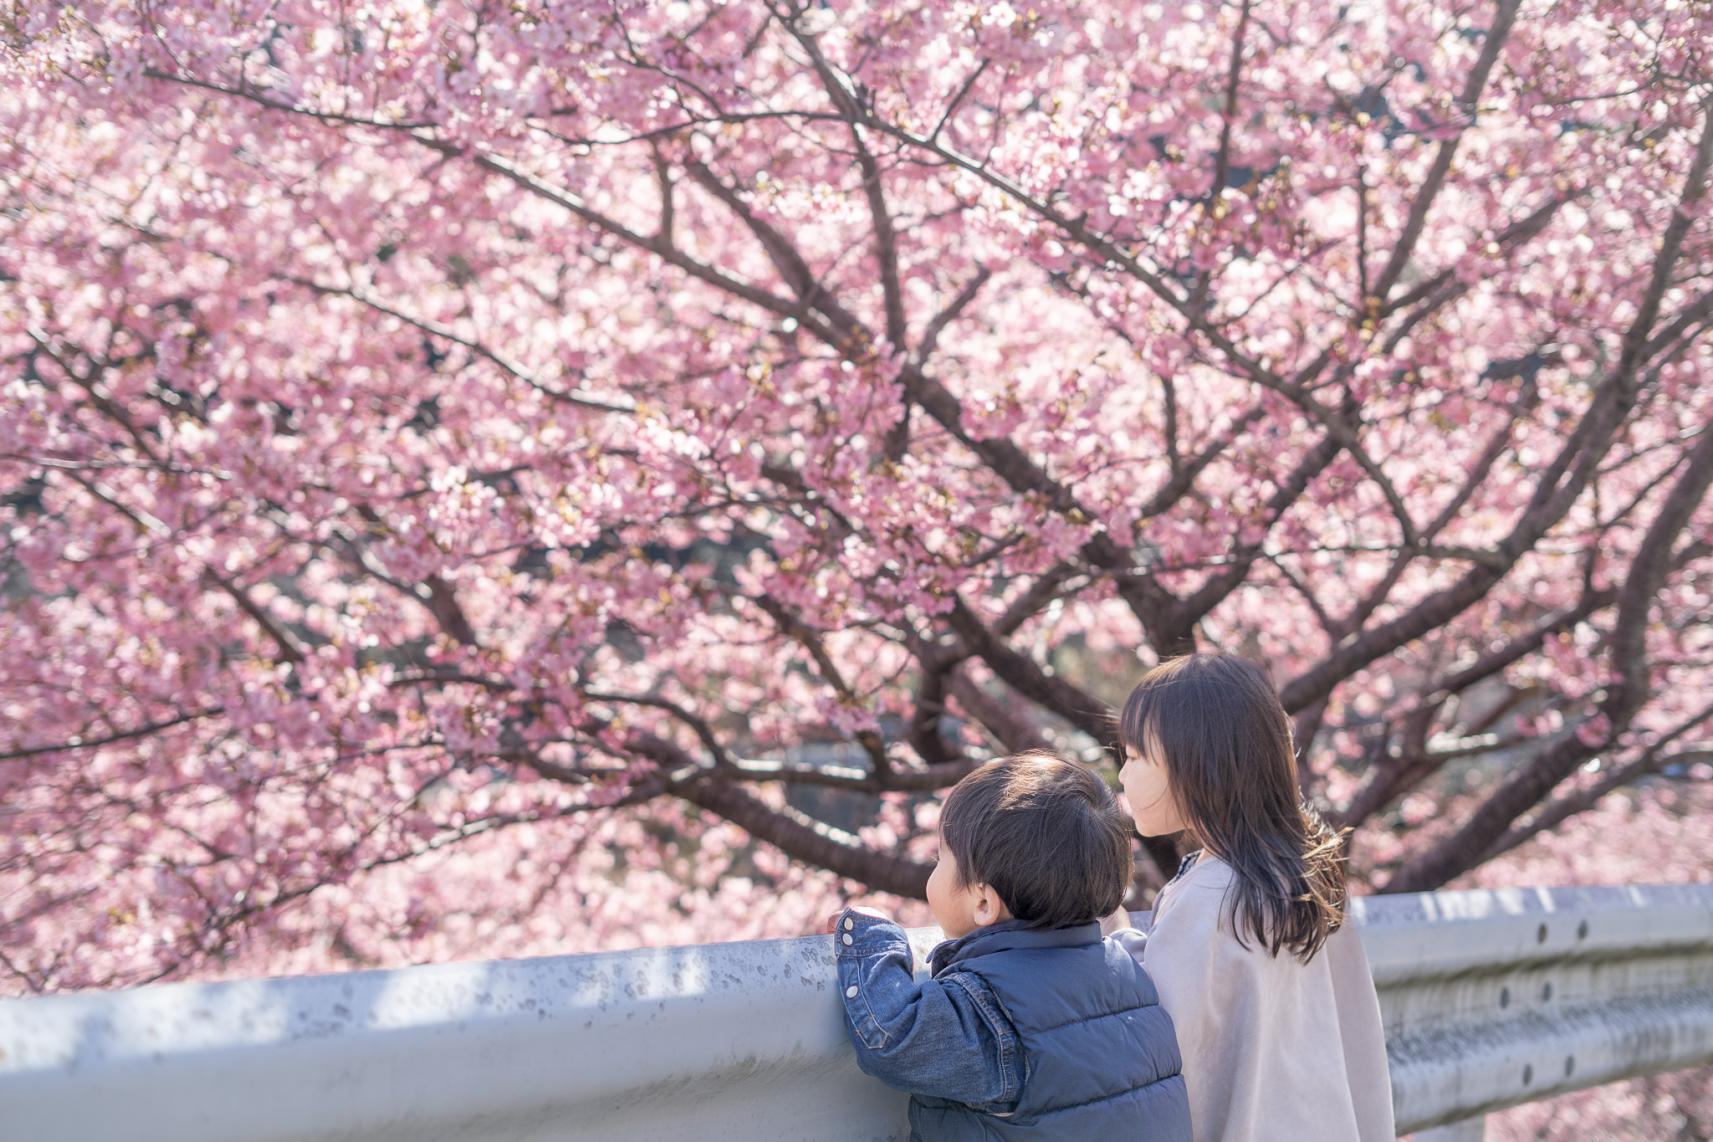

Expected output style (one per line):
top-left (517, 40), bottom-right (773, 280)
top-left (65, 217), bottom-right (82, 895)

top-left (1385, 422), bottom-right (1713, 890)
top-left (946, 597), bottom-right (1111, 743)
top-left (0, 708), bottom-right (224, 762)
top-left (1369, 0), bottom-right (1522, 301)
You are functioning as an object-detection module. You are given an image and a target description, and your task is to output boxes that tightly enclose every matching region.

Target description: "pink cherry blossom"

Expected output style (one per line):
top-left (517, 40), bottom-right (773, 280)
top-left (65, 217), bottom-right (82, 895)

top-left (4, 23), bottom-right (1712, 1130)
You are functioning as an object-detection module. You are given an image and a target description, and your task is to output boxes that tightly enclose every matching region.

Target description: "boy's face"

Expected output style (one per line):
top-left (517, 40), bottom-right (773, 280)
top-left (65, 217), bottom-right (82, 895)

top-left (1120, 726), bottom-right (1188, 837)
top-left (926, 833), bottom-right (1007, 938)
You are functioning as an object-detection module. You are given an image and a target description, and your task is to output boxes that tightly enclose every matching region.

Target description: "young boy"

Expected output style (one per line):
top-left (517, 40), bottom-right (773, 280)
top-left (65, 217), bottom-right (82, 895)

top-left (832, 751), bottom-right (1193, 1140)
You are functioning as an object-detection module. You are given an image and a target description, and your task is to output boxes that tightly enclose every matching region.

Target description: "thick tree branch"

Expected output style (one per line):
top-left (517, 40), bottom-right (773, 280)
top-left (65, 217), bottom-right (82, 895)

top-left (673, 770), bottom-right (932, 897)
top-left (946, 597), bottom-right (1111, 743)
top-left (948, 672), bottom-right (1053, 755)
top-left (1385, 423), bottom-right (1713, 891)
top-left (753, 595), bottom-right (891, 778)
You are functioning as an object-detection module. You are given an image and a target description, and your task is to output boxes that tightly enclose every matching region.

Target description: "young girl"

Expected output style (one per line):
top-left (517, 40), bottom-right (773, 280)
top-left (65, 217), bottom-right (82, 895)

top-left (1105, 653), bottom-right (1394, 1141)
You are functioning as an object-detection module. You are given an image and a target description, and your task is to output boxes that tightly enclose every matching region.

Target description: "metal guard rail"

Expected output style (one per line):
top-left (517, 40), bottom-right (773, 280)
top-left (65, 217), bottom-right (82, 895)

top-left (0, 884), bottom-right (1709, 1140)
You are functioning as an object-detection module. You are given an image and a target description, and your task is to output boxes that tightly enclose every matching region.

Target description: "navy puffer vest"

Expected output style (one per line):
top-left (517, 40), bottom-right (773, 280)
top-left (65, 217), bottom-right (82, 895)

top-left (910, 921), bottom-right (1192, 1140)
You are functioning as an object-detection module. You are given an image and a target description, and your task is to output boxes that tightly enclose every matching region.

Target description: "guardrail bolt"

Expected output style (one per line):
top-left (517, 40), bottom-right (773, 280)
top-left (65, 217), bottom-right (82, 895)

top-left (1577, 920), bottom-right (1589, 940)
top-left (1536, 923), bottom-right (1548, 944)
top-left (1564, 1055), bottom-right (1575, 1078)
top-left (1522, 1064), bottom-right (1534, 1087)
top-left (1499, 986), bottom-right (1510, 1009)
top-left (1540, 982), bottom-right (1553, 1002)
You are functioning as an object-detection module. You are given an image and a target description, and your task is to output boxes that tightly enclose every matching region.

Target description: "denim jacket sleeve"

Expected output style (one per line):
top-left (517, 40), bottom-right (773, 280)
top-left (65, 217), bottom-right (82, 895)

top-left (833, 910), bottom-right (1021, 1112)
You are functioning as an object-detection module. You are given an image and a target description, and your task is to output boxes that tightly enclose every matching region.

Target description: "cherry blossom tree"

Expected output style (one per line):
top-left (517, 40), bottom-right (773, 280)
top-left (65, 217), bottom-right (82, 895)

top-left (3, 0), bottom-right (1712, 994)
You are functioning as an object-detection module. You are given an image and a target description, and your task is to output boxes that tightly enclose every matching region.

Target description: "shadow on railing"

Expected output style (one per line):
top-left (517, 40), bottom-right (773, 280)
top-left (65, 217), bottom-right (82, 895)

top-left (0, 885), bottom-right (1709, 1141)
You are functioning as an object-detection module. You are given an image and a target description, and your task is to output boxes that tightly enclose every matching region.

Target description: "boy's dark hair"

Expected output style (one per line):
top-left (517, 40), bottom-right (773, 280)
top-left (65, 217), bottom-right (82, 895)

top-left (939, 751), bottom-right (1131, 929)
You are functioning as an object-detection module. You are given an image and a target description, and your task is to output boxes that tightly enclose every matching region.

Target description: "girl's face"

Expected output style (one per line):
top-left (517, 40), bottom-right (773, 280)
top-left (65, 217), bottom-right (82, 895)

top-left (1120, 727), bottom-right (1188, 837)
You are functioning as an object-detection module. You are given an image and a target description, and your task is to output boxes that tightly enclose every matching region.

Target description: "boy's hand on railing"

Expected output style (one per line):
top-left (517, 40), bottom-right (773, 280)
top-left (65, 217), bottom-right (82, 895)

top-left (825, 904), bottom-right (893, 933)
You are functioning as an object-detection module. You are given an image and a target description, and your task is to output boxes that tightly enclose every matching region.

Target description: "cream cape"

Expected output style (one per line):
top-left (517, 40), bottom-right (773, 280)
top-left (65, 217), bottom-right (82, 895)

top-left (1125, 854), bottom-right (1395, 1142)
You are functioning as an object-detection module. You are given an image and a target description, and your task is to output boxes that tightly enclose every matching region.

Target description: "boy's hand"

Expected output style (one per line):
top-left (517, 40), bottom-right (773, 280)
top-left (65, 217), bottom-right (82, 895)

top-left (825, 904), bottom-right (893, 933)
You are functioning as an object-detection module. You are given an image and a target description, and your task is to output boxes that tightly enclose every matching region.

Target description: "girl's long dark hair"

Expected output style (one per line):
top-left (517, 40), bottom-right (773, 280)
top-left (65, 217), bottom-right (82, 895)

top-left (1119, 653), bottom-right (1347, 962)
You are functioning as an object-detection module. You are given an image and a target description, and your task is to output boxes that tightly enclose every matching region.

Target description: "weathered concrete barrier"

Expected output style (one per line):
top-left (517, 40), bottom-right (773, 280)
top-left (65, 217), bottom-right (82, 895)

top-left (0, 884), bottom-right (1708, 1140)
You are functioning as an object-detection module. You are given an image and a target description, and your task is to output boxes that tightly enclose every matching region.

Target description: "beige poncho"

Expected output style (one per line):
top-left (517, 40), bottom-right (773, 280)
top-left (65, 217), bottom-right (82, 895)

top-left (1121, 854), bottom-right (1395, 1142)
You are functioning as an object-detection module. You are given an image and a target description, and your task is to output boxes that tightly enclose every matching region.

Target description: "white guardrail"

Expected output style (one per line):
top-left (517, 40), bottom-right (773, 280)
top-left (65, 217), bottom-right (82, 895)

top-left (0, 884), bottom-right (1709, 1141)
